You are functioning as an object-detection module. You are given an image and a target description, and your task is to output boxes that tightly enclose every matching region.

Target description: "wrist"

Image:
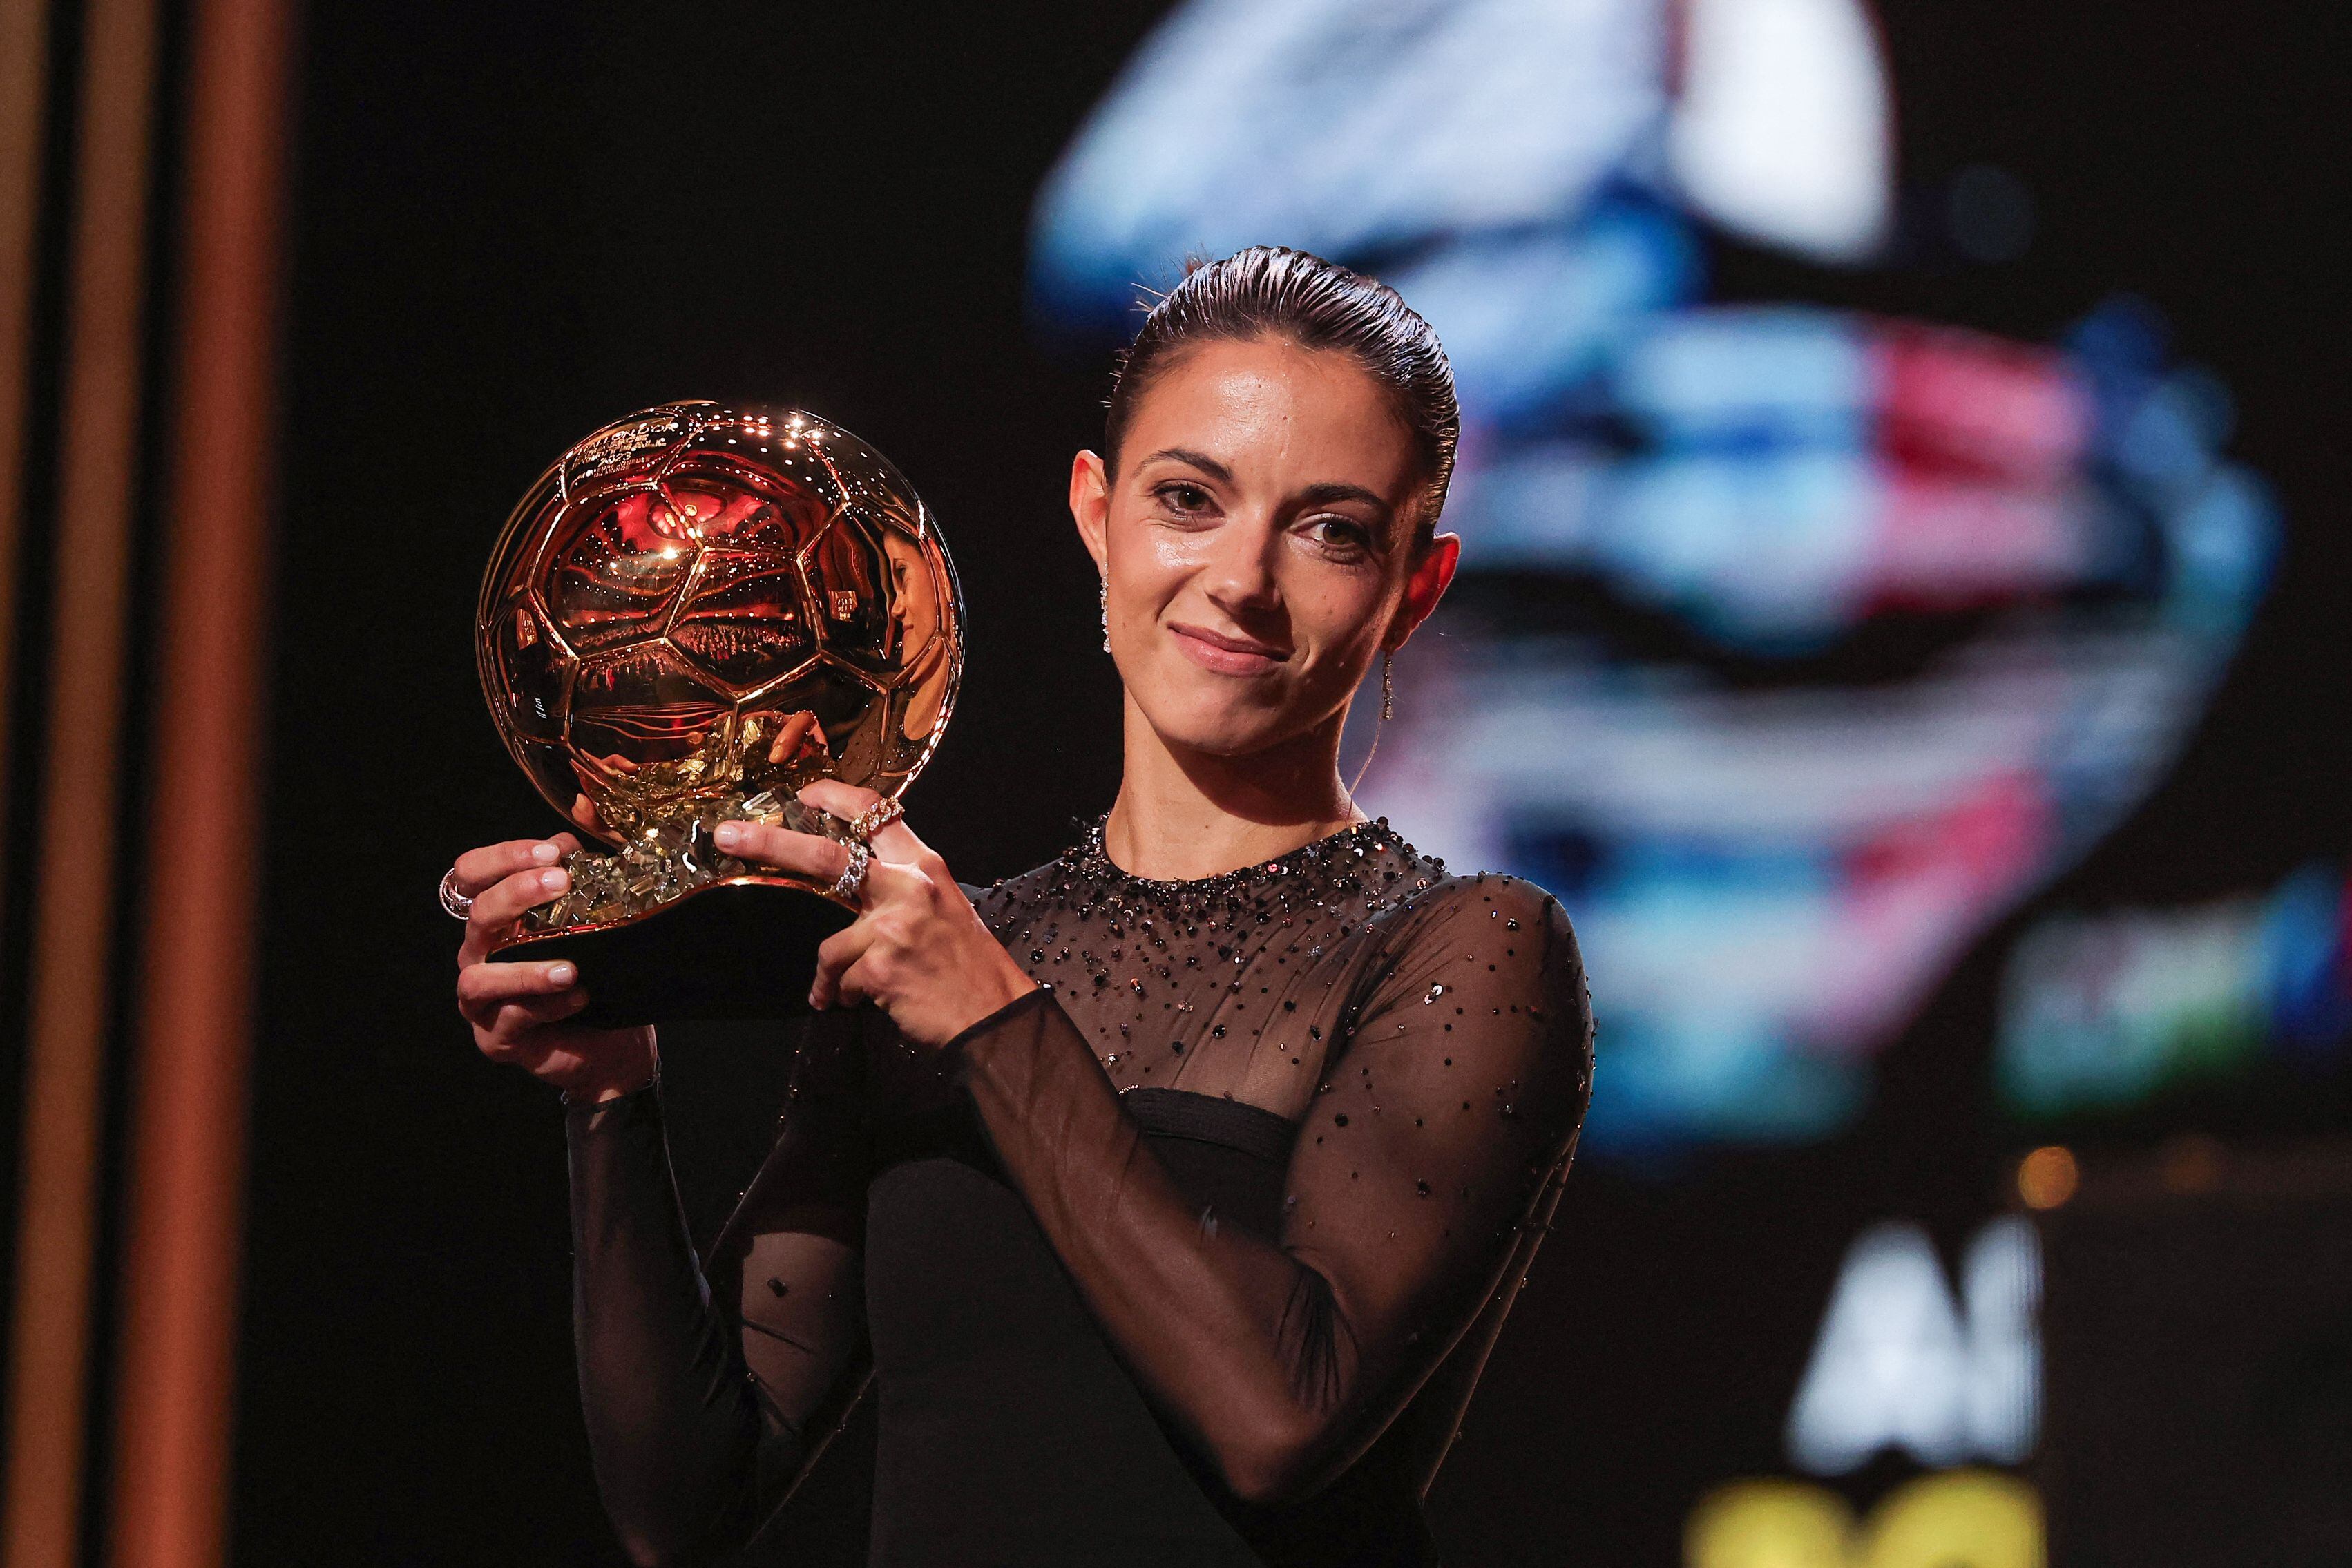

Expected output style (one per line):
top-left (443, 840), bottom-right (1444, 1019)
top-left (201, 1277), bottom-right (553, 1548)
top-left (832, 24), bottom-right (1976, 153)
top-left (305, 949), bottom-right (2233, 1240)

top-left (559, 1029), bottom-right (660, 1107)
top-left (939, 982), bottom-right (1053, 1080)
top-left (920, 944), bottom-right (1038, 1047)
top-left (563, 1074), bottom-right (657, 1107)
top-left (969, 951), bottom-right (1041, 1035)
top-left (989, 951), bottom-right (1040, 1014)
top-left (560, 1073), bottom-right (658, 1115)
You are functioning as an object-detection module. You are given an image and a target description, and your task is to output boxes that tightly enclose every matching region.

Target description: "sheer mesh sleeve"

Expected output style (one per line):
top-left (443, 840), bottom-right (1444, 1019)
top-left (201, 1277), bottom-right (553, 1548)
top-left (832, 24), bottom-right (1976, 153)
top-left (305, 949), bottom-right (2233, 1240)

top-left (1283, 877), bottom-right (1591, 1452)
top-left (566, 1010), bottom-right (870, 1567)
top-left (948, 873), bottom-right (1591, 1504)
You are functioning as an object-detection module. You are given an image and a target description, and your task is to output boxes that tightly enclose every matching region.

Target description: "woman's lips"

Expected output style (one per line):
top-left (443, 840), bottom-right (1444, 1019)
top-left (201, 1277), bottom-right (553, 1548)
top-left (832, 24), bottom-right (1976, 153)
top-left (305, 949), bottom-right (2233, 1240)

top-left (1169, 621), bottom-right (1290, 676)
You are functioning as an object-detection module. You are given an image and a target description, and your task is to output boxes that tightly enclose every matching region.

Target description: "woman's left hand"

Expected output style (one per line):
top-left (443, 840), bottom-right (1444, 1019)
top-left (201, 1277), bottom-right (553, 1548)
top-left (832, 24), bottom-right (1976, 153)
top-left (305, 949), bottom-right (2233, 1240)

top-left (713, 781), bottom-right (1038, 1049)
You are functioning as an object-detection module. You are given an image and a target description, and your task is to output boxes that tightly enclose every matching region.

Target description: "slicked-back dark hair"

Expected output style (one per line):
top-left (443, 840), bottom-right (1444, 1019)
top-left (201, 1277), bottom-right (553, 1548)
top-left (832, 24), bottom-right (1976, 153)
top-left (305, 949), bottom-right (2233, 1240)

top-left (1105, 246), bottom-right (1458, 537)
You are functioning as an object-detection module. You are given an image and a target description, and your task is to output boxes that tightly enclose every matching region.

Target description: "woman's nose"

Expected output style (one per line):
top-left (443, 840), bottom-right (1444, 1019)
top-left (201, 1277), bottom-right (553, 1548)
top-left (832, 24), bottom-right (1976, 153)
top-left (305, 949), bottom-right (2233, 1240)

top-left (1200, 515), bottom-right (1283, 617)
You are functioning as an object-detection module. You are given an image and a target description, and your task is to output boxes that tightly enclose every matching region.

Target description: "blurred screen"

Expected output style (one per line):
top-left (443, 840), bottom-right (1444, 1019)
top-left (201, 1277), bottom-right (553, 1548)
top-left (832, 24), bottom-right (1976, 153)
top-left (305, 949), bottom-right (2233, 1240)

top-left (1031, 0), bottom-right (2295, 1160)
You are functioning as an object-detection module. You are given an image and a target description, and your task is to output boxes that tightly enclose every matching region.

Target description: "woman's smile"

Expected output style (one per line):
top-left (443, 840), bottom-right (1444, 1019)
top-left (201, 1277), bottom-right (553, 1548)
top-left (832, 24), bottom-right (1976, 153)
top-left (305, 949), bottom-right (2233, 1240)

top-left (1168, 620), bottom-right (1290, 676)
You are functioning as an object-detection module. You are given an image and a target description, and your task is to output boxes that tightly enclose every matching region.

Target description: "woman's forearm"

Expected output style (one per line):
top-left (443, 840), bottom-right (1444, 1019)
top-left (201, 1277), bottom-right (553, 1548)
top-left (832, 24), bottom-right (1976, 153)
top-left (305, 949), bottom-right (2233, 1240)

top-left (566, 1087), bottom-right (793, 1566)
top-left (950, 991), bottom-right (1395, 1502)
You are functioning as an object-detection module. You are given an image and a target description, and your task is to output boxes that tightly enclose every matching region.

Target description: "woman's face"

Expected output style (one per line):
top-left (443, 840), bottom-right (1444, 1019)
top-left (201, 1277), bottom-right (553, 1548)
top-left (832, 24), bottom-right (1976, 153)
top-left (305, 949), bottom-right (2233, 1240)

top-left (1071, 336), bottom-right (1458, 762)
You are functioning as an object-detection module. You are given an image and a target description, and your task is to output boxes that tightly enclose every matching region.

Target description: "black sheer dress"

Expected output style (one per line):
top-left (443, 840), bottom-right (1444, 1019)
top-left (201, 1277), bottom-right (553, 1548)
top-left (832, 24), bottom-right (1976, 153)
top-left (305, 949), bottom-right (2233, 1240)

top-left (566, 817), bottom-right (1593, 1567)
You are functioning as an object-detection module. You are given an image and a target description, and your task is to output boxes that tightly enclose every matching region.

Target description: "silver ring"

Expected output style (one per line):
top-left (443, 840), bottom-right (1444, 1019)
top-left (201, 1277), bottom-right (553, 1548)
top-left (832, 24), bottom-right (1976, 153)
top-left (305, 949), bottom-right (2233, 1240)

top-left (439, 868), bottom-right (475, 921)
top-left (848, 797), bottom-right (904, 842)
top-left (826, 838), bottom-right (871, 904)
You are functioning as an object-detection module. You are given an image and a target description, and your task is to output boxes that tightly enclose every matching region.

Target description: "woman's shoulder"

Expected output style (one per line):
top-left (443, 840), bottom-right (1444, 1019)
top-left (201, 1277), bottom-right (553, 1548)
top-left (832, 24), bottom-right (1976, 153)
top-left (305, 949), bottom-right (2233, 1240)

top-left (1376, 856), bottom-right (1578, 953)
top-left (1359, 857), bottom-right (1590, 1036)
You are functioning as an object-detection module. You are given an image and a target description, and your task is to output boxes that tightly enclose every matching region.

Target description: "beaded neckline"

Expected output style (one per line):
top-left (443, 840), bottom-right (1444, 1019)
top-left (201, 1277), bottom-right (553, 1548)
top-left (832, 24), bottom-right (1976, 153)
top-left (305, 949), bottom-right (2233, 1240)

top-left (1063, 812), bottom-right (1417, 901)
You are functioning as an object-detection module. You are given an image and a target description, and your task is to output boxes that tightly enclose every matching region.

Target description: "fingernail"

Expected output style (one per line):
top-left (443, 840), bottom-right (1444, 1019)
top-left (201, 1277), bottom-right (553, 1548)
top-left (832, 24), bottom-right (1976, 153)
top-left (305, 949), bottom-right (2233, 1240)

top-left (540, 868), bottom-right (568, 892)
top-left (548, 962), bottom-right (576, 986)
top-left (714, 823), bottom-right (744, 850)
top-left (531, 842), bottom-right (561, 864)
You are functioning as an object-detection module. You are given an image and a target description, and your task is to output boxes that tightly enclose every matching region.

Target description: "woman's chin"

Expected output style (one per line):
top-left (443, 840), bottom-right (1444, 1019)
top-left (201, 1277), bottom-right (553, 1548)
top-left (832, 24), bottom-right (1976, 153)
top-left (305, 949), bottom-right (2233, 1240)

top-left (1129, 655), bottom-right (1341, 758)
top-left (1139, 700), bottom-right (1314, 763)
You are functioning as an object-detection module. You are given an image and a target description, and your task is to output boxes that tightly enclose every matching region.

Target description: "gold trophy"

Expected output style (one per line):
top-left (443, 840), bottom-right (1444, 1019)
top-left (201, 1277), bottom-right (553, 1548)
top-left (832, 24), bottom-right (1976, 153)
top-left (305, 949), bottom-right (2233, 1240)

top-left (476, 401), bottom-right (962, 1025)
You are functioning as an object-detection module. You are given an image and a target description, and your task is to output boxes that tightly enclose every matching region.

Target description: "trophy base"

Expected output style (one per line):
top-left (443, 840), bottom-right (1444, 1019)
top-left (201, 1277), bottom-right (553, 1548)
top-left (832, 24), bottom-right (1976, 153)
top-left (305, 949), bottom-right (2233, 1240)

top-left (487, 880), bottom-right (855, 1029)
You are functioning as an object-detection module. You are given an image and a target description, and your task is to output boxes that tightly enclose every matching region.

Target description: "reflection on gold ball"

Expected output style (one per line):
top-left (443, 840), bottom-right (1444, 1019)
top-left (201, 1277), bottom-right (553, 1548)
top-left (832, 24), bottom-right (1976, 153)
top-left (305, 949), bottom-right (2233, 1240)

top-left (475, 401), bottom-right (962, 845)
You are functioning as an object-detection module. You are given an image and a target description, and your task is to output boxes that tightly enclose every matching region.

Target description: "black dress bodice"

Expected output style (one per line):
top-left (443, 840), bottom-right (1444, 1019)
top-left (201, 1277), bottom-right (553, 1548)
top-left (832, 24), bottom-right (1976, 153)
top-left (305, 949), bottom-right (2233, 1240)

top-left (861, 1086), bottom-right (1435, 1567)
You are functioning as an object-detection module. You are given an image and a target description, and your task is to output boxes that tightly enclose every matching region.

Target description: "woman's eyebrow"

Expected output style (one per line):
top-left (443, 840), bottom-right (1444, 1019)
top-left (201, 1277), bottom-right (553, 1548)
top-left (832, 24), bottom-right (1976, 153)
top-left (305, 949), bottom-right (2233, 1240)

top-left (1138, 446), bottom-right (1234, 484)
top-left (1294, 481), bottom-right (1394, 518)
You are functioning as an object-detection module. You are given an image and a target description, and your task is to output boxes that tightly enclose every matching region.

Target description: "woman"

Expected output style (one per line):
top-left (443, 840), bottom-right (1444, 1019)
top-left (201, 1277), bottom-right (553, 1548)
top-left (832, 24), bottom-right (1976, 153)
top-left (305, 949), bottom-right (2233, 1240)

top-left (449, 247), bottom-right (1592, 1567)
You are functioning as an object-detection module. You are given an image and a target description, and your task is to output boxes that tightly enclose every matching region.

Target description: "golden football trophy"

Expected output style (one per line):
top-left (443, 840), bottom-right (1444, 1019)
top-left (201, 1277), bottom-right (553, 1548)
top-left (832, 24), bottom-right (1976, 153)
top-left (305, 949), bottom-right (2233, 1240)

top-left (476, 401), bottom-right (962, 1025)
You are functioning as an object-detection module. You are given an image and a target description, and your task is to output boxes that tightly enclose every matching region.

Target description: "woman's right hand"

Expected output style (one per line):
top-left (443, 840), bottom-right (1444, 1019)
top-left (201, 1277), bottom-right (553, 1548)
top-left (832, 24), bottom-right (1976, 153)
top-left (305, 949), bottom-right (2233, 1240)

top-left (452, 834), bottom-right (657, 1102)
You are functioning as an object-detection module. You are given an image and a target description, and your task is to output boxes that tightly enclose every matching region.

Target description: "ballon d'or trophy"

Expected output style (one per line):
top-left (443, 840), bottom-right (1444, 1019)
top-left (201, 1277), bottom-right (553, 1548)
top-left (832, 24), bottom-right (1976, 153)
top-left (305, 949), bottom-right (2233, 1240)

top-left (477, 401), bottom-right (962, 1026)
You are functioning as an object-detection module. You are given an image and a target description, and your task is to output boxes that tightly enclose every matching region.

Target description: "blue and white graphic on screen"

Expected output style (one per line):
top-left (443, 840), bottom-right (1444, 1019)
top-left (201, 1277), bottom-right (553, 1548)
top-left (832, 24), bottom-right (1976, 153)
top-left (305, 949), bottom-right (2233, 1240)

top-left (1030, 0), bottom-right (2279, 1155)
top-left (1998, 863), bottom-right (2351, 1119)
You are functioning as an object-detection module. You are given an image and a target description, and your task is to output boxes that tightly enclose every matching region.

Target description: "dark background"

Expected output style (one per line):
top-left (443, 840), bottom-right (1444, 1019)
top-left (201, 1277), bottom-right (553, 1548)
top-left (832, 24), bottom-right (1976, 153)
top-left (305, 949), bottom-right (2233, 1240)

top-left (218, 1), bottom-right (2347, 1562)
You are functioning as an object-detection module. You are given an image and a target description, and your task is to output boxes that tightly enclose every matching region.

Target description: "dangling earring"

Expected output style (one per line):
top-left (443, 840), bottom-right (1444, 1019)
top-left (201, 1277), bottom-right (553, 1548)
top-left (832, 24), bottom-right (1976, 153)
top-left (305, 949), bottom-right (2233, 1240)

top-left (1348, 651), bottom-right (1395, 799)
top-left (1099, 577), bottom-right (1111, 653)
